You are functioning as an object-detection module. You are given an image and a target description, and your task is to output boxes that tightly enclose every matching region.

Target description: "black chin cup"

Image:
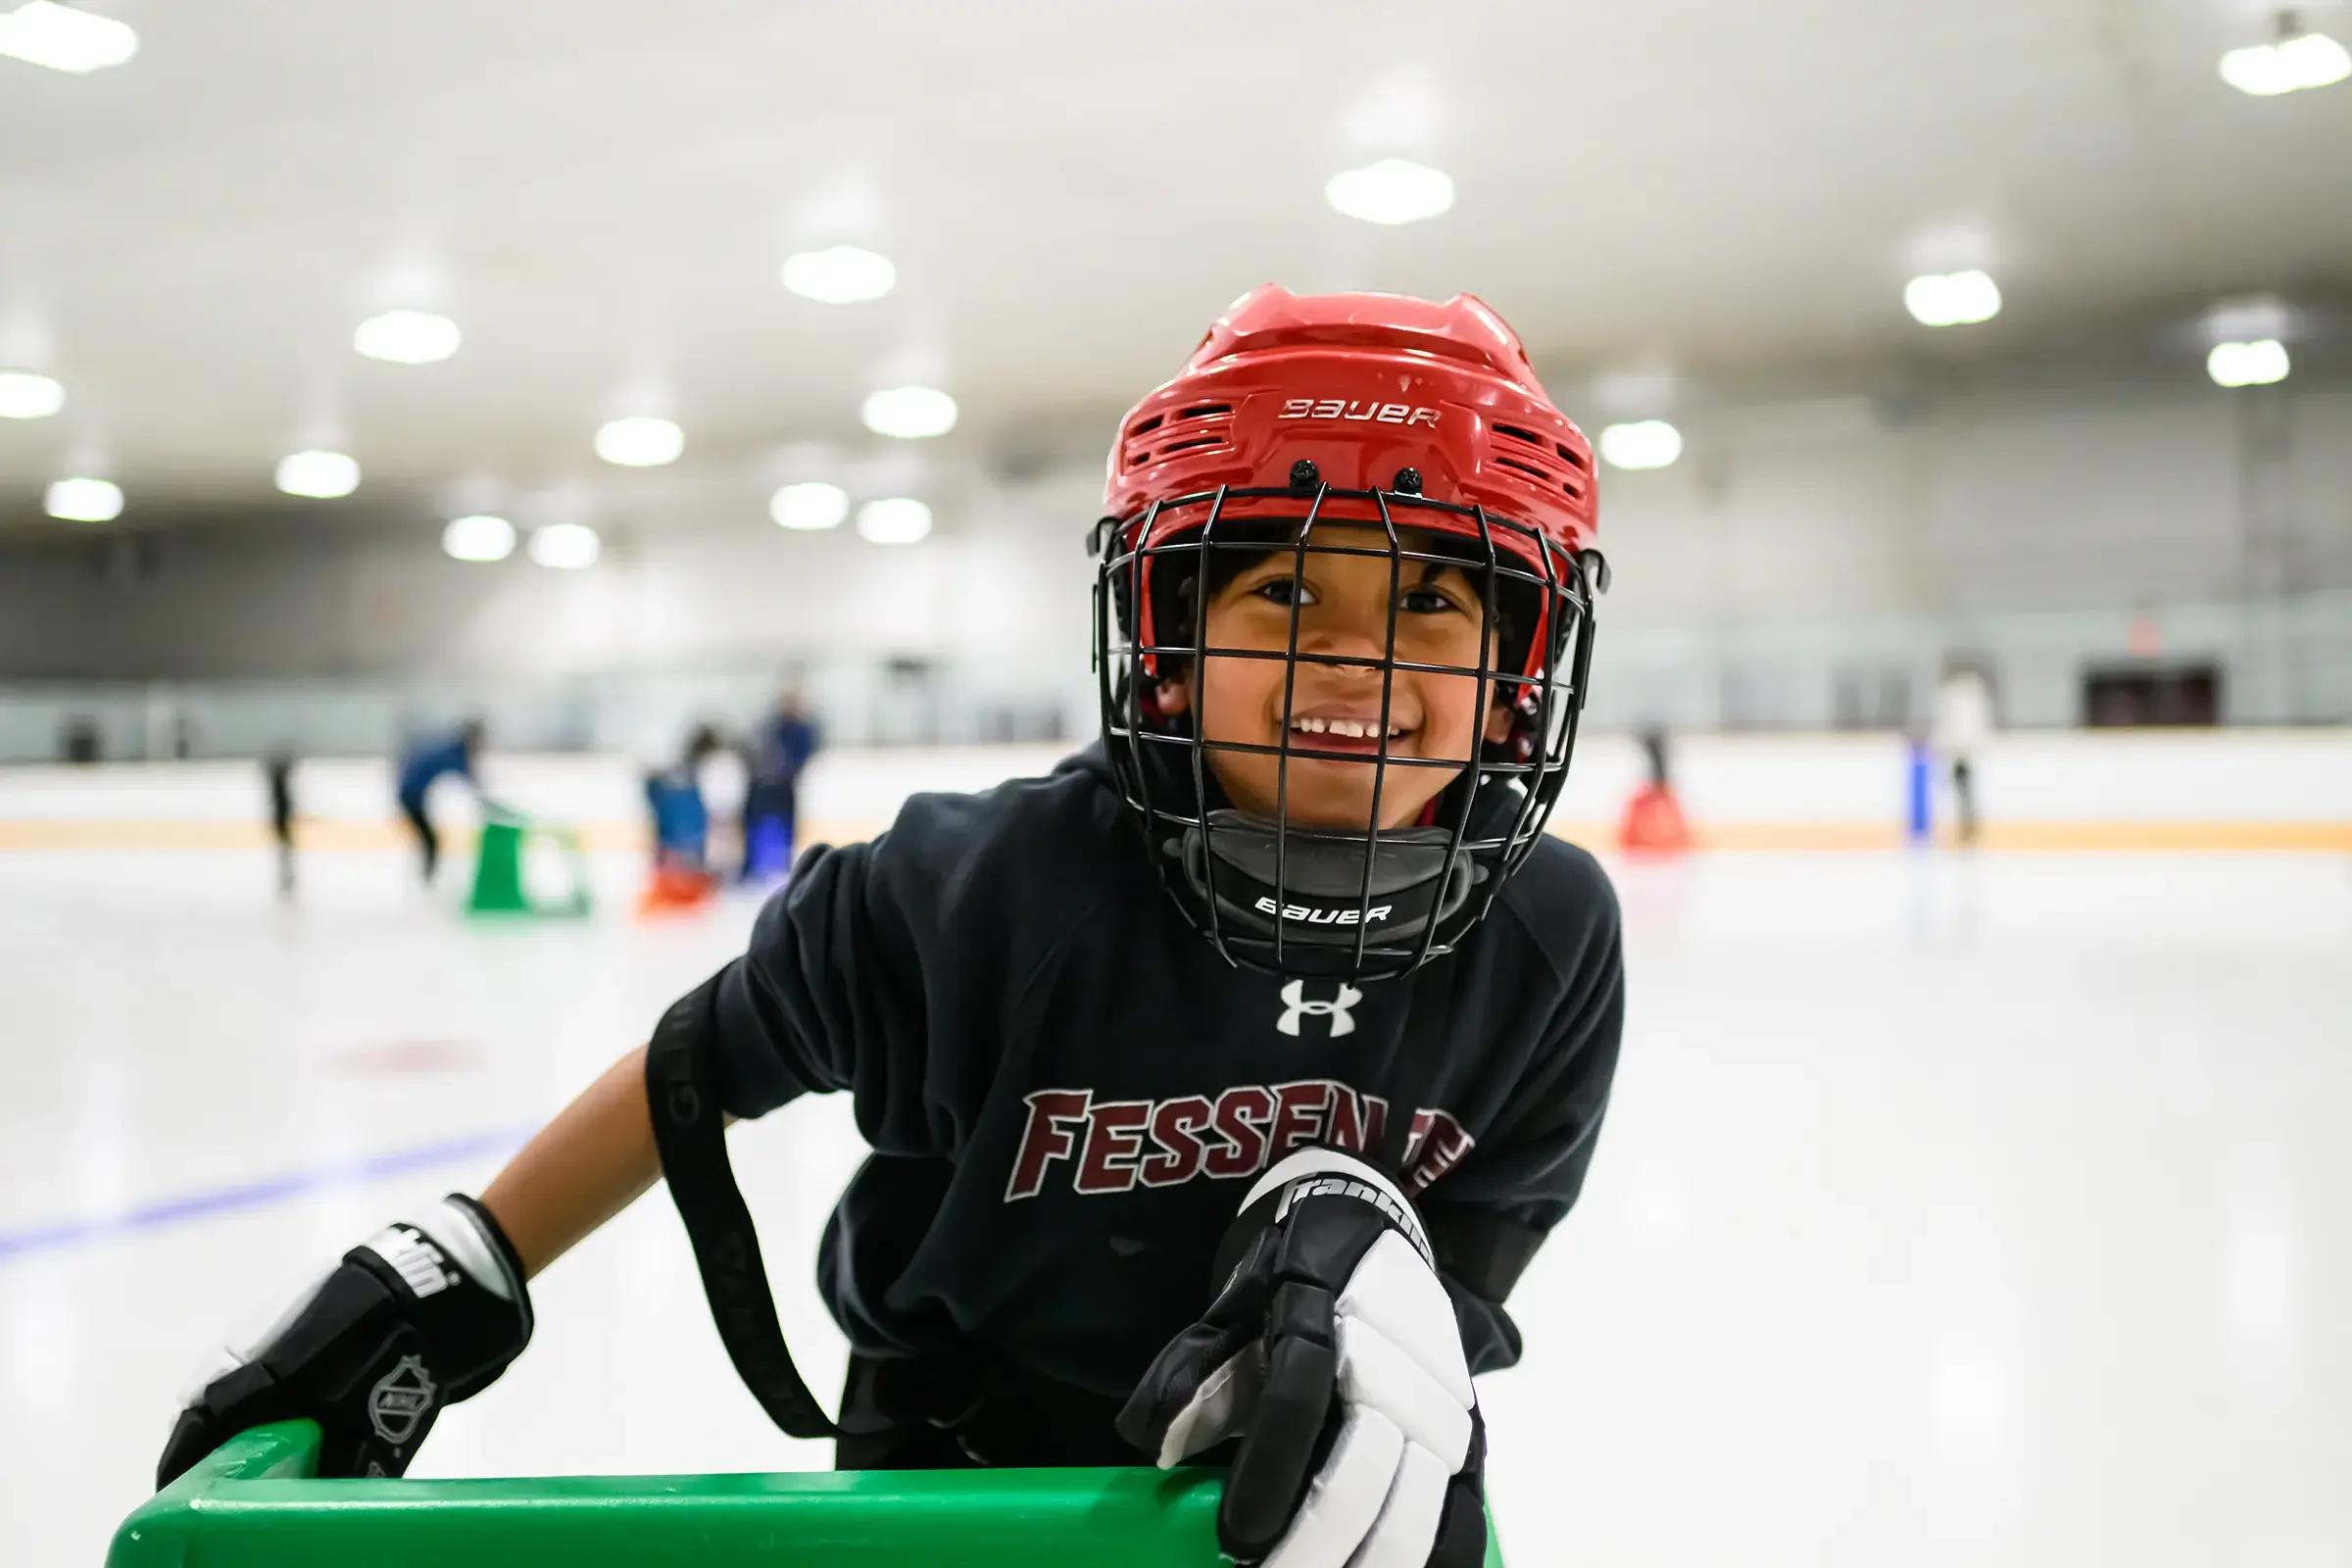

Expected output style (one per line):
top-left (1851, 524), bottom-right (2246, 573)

top-left (1169, 808), bottom-right (1485, 963)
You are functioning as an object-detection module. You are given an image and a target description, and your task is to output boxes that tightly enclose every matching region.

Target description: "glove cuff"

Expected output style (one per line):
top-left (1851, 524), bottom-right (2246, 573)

top-left (433, 1196), bottom-right (529, 1301)
top-left (355, 1195), bottom-right (535, 1348)
top-left (1237, 1147), bottom-right (1431, 1260)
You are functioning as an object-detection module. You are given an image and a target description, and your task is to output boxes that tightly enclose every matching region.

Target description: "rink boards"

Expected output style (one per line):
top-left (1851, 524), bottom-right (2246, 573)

top-left (3, 730), bottom-right (2351, 855)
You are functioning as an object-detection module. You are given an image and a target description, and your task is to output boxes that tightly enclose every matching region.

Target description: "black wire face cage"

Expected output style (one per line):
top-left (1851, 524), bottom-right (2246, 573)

top-left (1090, 479), bottom-right (1605, 982)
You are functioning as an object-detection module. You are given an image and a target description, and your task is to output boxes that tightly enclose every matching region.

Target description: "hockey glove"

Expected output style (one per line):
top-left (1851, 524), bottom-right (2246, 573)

top-left (155, 1194), bottom-right (531, 1488)
top-left (1119, 1150), bottom-right (1485, 1567)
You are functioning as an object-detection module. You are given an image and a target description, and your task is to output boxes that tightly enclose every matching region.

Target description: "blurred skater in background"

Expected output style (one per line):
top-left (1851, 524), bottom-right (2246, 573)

top-left (1932, 662), bottom-right (1995, 846)
top-left (740, 690), bottom-right (819, 881)
top-left (394, 719), bottom-right (485, 885)
top-left (263, 747), bottom-right (296, 898)
top-left (695, 727), bottom-right (749, 875)
top-left (641, 723), bottom-right (726, 914)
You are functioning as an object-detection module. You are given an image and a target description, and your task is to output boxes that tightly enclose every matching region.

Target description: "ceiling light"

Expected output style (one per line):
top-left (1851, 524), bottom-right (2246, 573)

top-left (0, 2), bottom-right (138, 74)
top-left (275, 450), bottom-right (361, 499)
top-left (1597, 420), bottom-right (1684, 471)
top-left (782, 245), bottom-right (898, 305)
top-left (0, 369), bottom-right (64, 418)
top-left (1324, 159), bottom-right (1455, 225)
top-left (861, 386), bottom-right (957, 440)
top-left (857, 497), bottom-right (932, 544)
top-left (442, 514), bottom-right (515, 562)
top-left (354, 310), bottom-right (462, 365)
top-left (44, 475), bottom-right (122, 521)
top-left (595, 416), bottom-right (683, 466)
top-left (1903, 270), bottom-right (2003, 326)
top-left (2220, 30), bottom-right (2350, 96)
top-left (770, 480), bottom-right (849, 530)
top-left (2207, 339), bottom-right (2290, 387)
top-left (529, 521), bottom-right (601, 569)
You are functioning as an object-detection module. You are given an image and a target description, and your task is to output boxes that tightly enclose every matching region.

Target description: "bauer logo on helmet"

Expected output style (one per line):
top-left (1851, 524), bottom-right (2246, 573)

top-left (1276, 398), bottom-right (1441, 426)
top-left (1252, 897), bottom-right (1393, 926)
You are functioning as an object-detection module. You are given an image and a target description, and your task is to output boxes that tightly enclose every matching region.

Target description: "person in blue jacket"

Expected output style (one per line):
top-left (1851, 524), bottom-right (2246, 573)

top-left (645, 723), bottom-right (726, 876)
top-left (395, 719), bottom-right (484, 884)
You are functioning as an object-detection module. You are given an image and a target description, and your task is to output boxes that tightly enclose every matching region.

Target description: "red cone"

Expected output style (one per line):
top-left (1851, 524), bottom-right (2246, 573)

top-left (1616, 782), bottom-right (1691, 856)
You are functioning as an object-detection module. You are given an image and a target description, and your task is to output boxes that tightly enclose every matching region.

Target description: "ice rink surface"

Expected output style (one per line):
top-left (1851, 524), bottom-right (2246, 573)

top-left (5, 823), bottom-right (2350, 1564)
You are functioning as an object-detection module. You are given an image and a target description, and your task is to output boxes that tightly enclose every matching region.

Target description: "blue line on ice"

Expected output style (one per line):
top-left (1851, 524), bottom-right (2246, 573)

top-left (0, 1128), bottom-right (529, 1266)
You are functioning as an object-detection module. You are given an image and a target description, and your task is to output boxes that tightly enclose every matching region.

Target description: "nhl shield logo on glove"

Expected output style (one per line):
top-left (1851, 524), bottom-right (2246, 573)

top-left (366, 1355), bottom-right (438, 1447)
top-left (1118, 1148), bottom-right (1487, 1567)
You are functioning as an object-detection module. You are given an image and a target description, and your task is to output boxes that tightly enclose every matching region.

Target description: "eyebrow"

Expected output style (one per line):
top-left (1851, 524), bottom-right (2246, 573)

top-left (1238, 556), bottom-right (1469, 593)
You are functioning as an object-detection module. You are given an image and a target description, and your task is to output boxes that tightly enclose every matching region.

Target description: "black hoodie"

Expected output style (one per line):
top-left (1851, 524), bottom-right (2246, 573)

top-left (708, 744), bottom-right (1624, 1400)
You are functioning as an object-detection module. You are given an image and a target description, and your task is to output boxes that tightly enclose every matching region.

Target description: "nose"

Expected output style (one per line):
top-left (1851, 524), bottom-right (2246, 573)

top-left (1295, 591), bottom-right (1390, 673)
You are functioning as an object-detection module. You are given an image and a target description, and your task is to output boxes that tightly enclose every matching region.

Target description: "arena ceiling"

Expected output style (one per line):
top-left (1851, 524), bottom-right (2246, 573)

top-left (0, 0), bottom-right (2347, 531)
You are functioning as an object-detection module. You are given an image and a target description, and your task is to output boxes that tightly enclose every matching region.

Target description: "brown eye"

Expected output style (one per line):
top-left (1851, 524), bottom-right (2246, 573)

top-left (1251, 576), bottom-right (1314, 608)
top-left (1400, 585), bottom-right (1464, 615)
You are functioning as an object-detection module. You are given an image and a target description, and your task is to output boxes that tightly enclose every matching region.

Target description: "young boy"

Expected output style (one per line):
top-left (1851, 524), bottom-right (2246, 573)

top-left (157, 287), bottom-right (1623, 1568)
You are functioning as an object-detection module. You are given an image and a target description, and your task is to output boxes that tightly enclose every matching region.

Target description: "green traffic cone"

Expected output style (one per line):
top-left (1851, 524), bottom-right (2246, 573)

top-left (467, 814), bottom-right (591, 919)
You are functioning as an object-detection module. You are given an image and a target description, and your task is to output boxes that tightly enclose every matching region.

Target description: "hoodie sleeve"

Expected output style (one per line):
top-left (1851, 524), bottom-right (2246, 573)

top-left (695, 778), bottom-right (1098, 1158)
top-left (699, 796), bottom-right (996, 1156)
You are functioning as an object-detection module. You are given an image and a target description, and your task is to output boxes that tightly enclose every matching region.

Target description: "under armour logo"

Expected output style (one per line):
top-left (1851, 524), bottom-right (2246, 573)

top-left (1277, 980), bottom-right (1363, 1038)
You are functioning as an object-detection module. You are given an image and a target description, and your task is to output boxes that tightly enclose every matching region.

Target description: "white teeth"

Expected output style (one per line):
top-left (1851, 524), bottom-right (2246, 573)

top-left (1291, 716), bottom-right (1404, 739)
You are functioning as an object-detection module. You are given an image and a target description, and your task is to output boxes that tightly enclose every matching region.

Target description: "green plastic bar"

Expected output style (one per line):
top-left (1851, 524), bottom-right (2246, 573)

top-left (112, 1421), bottom-right (1506, 1567)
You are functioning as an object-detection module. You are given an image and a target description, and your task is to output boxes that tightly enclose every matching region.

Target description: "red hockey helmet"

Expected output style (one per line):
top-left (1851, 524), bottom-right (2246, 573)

top-left (1091, 285), bottom-right (1607, 981)
top-left (1105, 285), bottom-right (1596, 681)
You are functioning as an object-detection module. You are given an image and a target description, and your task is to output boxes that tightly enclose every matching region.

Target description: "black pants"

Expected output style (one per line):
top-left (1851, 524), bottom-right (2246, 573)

top-left (834, 1353), bottom-right (1137, 1471)
top-left (1950, 758), bottom-right (1978, 844)
top-left (400, 795), bottom-right (438, 881)
top-left (270, 803), bottom-right (294, 894)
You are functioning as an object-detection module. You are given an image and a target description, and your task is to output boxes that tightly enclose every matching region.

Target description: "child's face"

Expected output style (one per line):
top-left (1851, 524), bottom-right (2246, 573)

top-left (1153, 525), bottom-right (1515, 832)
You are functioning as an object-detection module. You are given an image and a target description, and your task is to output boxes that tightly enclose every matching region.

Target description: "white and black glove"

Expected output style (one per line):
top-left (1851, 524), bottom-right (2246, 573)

top-left (156, 1194), bottom-right (532, 1488)
top-left (1119, 1150), bottom-right (1485, 1567)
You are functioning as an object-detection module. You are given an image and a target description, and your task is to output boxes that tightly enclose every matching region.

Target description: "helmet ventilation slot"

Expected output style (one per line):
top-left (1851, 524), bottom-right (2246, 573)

top-left (1122, 403), bottom-right (1237, 468)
